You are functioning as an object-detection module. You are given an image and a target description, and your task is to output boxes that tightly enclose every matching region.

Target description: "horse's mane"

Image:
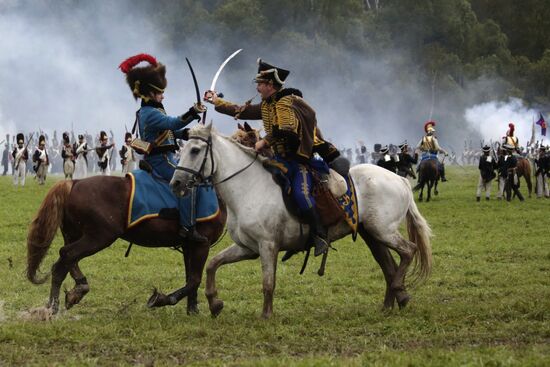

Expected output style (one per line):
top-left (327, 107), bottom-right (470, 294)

top-left (188, 124), bottom-right (270, 164)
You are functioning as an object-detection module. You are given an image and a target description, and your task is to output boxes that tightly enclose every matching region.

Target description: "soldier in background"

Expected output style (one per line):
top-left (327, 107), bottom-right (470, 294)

top-left (119, 132), bottom-right (136, 174)
top-left (96, 131), bottom-right (113, 176)
top-left (355, 141), bottom-right (367, 164)
top-left (61, 132), bottom-right (75, 179)
top-left (2, 136), bottom-right (9, 175)
top-left (534, 145), bottom-right (549, 198)
top-left (12, 133), bottom-right (28, 186)
top-left (396, 141), bottom-right (417, 178)
top-left (73, 134), bottom-right (88, 179)
top-left (498, 144), bottom-right (524, 201)
top-left (476, 145), bottom-right (497, 201)
top-left (33, 135), bottom-right (49, 185)
top-left (376, 145), bottom-right (397, 173)
top-left (371, 143), bottom-right (382, 164)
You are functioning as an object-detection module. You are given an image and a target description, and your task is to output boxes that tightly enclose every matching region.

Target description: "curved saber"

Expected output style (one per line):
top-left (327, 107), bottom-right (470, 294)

top-left (185, 57), bottom-right (201, 105)
top-left (185, 57), bottom-right (204, 124)
top-left (210, 49), bottom-right (242, 92)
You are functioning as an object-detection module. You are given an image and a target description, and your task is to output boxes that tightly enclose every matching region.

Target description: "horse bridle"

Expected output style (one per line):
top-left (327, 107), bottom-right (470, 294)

top-left (174, 135), bottom-right (258, 188)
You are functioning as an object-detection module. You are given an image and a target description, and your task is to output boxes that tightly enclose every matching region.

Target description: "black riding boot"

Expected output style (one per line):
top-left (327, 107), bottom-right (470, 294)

top-left (179, 226), bottom-right (208, 243)
top-left (303, 208), bottom-right (329, 257)
top-left (440, 163), bottom-right (447, 182)
top-left (178, 186), bottom-right (208, 243)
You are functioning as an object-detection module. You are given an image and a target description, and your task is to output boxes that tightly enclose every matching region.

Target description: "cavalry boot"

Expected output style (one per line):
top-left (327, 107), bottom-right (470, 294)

top-left (440, 164), bottom-right (447, 182)
top-left (303, 208), bottom-right (329, 257)
top-left (281, 250), bottom-right (298, 262)
top-left (179, 226), bottom-right (208, 243)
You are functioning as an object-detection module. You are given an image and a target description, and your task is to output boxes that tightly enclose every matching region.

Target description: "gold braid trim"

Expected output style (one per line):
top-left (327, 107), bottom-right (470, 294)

top-left (274, 96), bottom-right (299, 135)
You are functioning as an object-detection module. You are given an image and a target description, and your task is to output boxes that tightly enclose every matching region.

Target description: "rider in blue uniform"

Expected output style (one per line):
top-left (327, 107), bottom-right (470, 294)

top-left (120, 53), bottom-right (207, 242)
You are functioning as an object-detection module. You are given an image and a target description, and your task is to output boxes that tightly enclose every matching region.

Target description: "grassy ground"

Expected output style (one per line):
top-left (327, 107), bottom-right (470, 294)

top-left (0, 167), bottom-right (549, 366)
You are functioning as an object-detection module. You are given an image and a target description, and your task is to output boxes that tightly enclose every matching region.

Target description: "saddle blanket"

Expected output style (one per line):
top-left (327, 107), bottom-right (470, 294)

top-left (126, 170), bottom-right (219, 229)
top-left (338, 174), bottom-right (359, 238)
top-left (420, 152), bottom-right (438, 161)
top-left (265, 157), bottom-right (359, 238)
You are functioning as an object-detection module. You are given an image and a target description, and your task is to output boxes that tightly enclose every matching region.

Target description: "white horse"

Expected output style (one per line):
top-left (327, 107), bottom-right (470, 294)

top-left (171, 124), bottom-right (432, 318)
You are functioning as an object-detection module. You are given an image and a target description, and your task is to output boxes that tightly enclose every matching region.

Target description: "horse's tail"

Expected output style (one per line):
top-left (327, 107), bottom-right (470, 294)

top-left (27, 180), bottom-right (74, 285)
top-left (406, 192), bottom-right (433, 283)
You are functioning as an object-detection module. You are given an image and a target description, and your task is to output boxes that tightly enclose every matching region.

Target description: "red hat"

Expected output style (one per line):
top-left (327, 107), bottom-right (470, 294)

top-left (507, 122), bottom-right (515, 136)
top-left (424, 121), bottom-right (436, 133)
top-left (119, 54), bottom-right (166, 100)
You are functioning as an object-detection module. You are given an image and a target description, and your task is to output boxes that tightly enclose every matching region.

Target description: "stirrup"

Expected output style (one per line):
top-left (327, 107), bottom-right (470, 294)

top-left (179, 227), bottom-right (208, 243)
top-left (313, 236), bottom-right (329, 257)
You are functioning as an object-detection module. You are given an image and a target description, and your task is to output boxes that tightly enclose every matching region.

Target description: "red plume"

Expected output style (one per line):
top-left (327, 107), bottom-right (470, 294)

top-left (424, 120), bottom-right (436, 132)
top-left (508, 122), bottom-right (515, 134)
top-left (119, 54), bottom-right (158, 74)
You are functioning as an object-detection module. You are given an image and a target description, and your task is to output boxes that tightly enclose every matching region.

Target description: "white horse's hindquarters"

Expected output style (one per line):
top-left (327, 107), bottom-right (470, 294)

top-left (350, 164), bottom-right (411, 237)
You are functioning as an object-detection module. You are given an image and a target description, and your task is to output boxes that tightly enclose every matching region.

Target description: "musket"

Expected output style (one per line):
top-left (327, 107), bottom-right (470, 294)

top-left (447, 144), bottom-right (467, 171)
top-left (15, 132), bottom-right (34, 170)
top-left (185, 57), bottom-right (204, 124)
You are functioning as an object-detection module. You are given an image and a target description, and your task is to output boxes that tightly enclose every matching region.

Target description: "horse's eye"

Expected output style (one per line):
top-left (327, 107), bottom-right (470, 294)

top-left (190, 147), bottom-right (201, 155)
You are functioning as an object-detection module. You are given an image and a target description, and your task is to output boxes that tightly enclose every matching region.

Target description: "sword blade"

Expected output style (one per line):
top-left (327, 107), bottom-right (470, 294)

top-left (210, 49), bottom-right (242, 91)
top-left (185, 57), bottom-right (201, 105)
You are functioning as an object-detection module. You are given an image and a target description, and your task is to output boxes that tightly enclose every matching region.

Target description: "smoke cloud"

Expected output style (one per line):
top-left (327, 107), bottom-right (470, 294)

top-left (464, 98), bottom-right (542, 146)
top-left (0, 0), bottom-right (537, 155)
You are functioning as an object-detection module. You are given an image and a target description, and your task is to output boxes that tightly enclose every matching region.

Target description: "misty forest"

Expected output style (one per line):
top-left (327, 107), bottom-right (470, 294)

top-left (1, 0), bottom-right (550, 148)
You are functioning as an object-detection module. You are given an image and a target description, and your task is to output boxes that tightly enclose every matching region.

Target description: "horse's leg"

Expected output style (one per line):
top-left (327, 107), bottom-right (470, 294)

top-left (205, 243), bottom-right (258, 317)
top-left (65, 263), bottom-right (90, 309)
top-left (358, 224), bottom-right (406, 310)
top-left (49, 232), bottom-right (116, 314)
top-left (147, 243), bottom-right (209, 314)
top-left (418, 182), bottom-right (424, 201)
top-left (526, 174), bottom-right (533, 198)
top-left (377, 232), bottom-right (417, 309)
top-left (426, 181), bottom-right (432, 202)
top-left (258, 241), bottom-right (278, 319)
top-left (434, 179), bottom-right (439, 196)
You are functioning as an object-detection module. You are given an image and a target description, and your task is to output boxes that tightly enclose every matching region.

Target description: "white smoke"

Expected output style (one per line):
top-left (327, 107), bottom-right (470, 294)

top-left (464, 98), bottom-right (542, 146)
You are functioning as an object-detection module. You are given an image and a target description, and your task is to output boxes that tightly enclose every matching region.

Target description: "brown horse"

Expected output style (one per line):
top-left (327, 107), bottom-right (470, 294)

top-left (516, 157), bottom-right (533, 198)
top-left (413, 159), bottom-right (439, 202)
top-left (26, 175), bottom-right (227, 315)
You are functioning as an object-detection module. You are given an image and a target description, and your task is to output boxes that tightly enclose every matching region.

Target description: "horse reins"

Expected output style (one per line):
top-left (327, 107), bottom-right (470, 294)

top-left (174, 135), bottom-right (258, 187)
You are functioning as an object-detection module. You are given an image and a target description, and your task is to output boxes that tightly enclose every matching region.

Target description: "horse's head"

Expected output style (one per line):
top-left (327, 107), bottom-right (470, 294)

top-left (231, 122), bottom-right (260, 148)
top-left (171, 123), bottom-right (214, 197)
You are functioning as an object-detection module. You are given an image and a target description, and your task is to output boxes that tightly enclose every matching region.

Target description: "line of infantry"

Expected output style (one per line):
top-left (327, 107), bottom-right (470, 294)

top-left (1, 130), bottom-right (139, 186)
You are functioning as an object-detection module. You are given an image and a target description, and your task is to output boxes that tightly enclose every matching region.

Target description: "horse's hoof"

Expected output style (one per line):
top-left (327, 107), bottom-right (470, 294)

top-left (147, 288), bottom-right (171, 308)
top-left (396, 293), bottom-right (411, 309)
top-left (382, 299), bottom-right (395, 310)
top-left (187, 304), bottom-right (200, 315)
top-left (65, 290), bottom-right (78, 310)
top-left (209, 299), bottom-right (224, 317)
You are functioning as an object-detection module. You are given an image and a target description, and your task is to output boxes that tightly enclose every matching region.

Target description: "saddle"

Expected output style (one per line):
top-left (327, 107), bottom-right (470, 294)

top-left (263, 160), bottom-right (347, 227)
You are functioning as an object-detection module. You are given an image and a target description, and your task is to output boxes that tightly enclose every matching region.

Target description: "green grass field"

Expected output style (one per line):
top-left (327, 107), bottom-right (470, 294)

top-left (0, 167), bottom-right (549, 366)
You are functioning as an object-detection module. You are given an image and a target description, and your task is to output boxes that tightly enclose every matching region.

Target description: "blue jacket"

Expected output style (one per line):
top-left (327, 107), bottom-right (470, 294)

top-left (138, 101), bottom-right (196, 181)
